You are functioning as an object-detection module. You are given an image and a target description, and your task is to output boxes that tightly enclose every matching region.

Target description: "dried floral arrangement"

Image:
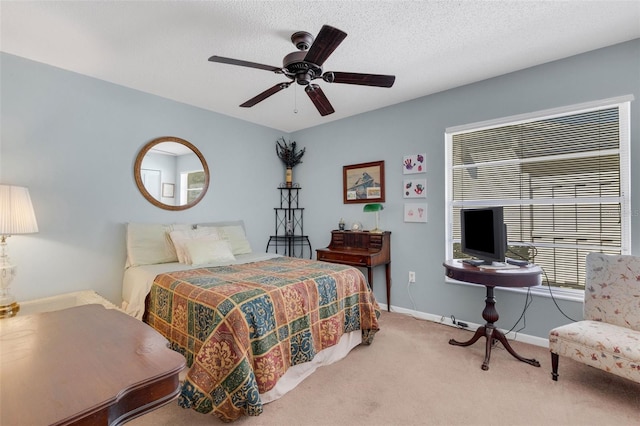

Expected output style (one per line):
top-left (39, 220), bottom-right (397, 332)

top-left (275, 137), bottom-right (305, 168)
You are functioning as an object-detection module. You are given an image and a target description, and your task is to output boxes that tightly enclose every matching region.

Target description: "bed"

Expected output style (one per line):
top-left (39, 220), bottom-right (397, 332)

top-left (121, 221), bottom-right (380, 421)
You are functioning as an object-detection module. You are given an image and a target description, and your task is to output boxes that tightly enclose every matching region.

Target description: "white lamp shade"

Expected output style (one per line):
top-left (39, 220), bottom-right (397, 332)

top-left (0, 185), bottom-right (39, 235)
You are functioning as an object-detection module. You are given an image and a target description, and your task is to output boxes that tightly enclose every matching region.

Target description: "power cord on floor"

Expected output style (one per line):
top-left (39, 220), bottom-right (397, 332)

top-left (489, 246), bottom-right (579, 351)
top-left (450, 315), bottom-right (469, 329)
top-left (507, 243), bottom-right (578, 323)
top-left (407, 279), bottom-right (417, 311)
top-left (406, 279), bottom-right (421, 320)
top-left (408, 282), bottom-right (470, 329)
top-left (494, 286), bottom-right (533, 348)
top-left (541, 267), bottom-right (578, 322)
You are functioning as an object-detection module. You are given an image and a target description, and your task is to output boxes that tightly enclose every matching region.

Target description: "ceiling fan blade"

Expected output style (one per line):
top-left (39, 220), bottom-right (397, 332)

top-left (304, 25), bottom-right (347, 67)
top-left (323, 72), bottom-right (396, 88)
top-left (305, 84), bottom-right (335, 116)
top-left (208, 55), bottom-right (281, 72)
top-left (240, 82), bottom-right (291, 108)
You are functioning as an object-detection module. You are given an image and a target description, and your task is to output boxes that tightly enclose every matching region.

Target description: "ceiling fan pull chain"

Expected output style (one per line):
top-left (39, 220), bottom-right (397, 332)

top-left (293, 84), bottom-right (298, 114)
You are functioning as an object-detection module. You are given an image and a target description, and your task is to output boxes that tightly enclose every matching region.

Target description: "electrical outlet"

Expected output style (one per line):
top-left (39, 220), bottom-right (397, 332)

top-left (408, 271), bottom-right (416, 283)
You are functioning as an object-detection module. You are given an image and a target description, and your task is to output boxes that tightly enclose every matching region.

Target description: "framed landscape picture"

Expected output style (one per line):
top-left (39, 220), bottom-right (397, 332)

top-left (343, 160), bottom-right (385, 204)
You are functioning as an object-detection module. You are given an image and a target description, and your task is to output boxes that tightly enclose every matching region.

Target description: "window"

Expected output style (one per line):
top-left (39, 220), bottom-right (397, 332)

top-left (445, 96), bottom-right (632, 296)
top-left (180, 170), bottom-right (206, 204)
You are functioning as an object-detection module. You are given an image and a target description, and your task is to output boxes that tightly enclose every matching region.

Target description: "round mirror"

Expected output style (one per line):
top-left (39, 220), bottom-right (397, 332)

top-left (134, 136), bottom-right (210, 210)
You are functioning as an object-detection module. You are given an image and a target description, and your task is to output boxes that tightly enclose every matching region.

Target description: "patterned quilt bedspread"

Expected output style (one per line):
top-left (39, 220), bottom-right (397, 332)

top-left (145, 256), bottom-right (380, 421)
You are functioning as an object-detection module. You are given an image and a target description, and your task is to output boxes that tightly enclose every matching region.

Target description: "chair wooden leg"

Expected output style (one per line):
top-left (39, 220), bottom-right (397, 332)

top-left (551, 352), bottom-right (559, 381)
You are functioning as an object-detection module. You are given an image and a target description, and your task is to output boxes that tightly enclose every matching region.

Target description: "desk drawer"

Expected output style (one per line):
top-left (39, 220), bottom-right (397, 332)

top-left (317, 251), bottom-right (368, 266)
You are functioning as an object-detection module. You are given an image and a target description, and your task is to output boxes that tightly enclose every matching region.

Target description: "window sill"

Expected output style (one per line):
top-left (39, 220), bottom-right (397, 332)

top-left (445, 277), bottom-right (584, 303)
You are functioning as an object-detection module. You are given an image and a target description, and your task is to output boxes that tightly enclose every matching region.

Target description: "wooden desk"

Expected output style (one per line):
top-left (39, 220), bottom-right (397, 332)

top-left (443, 259), bottom-right (543, 371)
top-left (0, 304), bottom-right (186, 425)
top-left (317, 230), bottom-right (391, 311)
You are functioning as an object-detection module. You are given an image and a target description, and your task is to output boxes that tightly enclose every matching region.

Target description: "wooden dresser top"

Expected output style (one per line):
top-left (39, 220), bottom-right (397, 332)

top-left (0, 304), bottom-right (185, 425)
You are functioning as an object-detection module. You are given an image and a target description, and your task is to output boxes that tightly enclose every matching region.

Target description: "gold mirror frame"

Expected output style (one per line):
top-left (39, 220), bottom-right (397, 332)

top-left (134, 136), bottom-right (210, 211)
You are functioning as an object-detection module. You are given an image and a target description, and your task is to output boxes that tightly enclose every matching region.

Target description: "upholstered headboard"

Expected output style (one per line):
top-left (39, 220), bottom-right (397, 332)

top-left (125, 220), bottom-right (251, 268)
top-left (193, 220), bottom-right (246, 229)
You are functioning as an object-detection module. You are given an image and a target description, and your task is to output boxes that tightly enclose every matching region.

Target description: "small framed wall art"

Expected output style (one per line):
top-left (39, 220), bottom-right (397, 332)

top-left (343, 160), bottom-right (385, 204)
top-left (402, 153), bottom-right (426, 174)
top-left (162, 183), bottom-right (175, 198)
top-left (404, 203), bottom-right (427, 223)
top-left (403, 178), bottom-right (427, 198)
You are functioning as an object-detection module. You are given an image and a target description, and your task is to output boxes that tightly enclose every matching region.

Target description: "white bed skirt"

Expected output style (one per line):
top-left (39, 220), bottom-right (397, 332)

top-left (260, 330), bottom-right (362, 403)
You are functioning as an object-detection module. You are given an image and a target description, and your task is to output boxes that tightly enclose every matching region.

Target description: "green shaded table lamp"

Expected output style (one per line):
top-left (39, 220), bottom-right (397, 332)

top-left (363, 203), bottom-right (384, 233)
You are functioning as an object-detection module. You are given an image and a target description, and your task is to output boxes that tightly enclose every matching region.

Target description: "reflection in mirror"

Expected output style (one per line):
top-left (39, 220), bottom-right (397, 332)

top-left (134, 137), bottom-right (209, 211)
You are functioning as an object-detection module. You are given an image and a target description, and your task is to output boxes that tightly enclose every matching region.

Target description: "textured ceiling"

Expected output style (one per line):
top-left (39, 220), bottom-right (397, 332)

top-left (1, 1), bottom-right (639, 133)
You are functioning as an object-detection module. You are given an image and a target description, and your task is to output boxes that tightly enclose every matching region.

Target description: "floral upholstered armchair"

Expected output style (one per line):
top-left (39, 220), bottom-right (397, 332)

top-left (549, 253), bottom-right (640, 383)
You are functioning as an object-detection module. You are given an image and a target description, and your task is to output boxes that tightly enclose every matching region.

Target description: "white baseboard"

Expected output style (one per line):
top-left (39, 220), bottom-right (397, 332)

top-left (378, 303), bottom-right (549, 348)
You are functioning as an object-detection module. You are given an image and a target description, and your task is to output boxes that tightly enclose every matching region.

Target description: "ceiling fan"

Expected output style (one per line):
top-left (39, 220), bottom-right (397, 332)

top-left (208, 25), bottom-right (396, 116)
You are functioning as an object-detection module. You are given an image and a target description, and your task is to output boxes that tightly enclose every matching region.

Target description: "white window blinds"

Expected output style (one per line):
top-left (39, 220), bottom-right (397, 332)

top-left (446, 99), bottom-right (631, 290)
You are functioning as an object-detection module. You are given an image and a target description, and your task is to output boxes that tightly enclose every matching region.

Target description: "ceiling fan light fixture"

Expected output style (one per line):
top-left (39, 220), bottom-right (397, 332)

top-left (296, 72), bottom-right (312, 85)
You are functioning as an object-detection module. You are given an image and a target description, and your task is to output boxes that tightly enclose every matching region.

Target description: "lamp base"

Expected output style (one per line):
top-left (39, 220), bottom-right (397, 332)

top-left (370, 211), bottom-right (383, 233)
top-left (0, 301), bottom-right (20, 318)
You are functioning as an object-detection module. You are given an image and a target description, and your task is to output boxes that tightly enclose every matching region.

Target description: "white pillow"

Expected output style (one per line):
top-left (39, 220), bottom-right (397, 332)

top-left (217, 225), bottom-right (252, 255)
top-left (185, 238), bottom-right (235, 265)
top-left (126, 223), bottom-right (190, 267)
top-left (169, 227), bottom-right (220, 264)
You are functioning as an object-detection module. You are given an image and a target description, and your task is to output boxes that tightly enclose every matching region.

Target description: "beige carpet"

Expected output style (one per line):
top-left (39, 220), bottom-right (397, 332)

top-left (130, 311), bottom-right (640, 425)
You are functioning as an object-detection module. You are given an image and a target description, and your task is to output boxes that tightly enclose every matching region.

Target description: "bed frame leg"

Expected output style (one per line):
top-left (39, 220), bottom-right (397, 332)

top-left (551, 352), bottom-right (559, 381)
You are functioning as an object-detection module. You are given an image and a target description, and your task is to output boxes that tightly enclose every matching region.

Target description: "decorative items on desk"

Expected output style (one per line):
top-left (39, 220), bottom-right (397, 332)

top-left (363, 203), bottom-right (384, 233)
top-left (338, 218), bottom-right (345, 230)
top-left (275, 137), bottom-right (305, 188)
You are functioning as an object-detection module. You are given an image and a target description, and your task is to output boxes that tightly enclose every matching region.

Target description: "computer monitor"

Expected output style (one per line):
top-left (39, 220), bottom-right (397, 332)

top-left (460, 206), bottom-right (506, 265)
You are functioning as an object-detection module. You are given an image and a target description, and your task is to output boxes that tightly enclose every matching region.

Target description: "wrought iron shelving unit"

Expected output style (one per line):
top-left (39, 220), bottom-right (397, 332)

top-left (265, 187), bottom-right (312, 258)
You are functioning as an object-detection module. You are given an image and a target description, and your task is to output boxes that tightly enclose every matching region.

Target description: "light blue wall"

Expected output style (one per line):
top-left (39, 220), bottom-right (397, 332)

top-left (1, 52), bottom-right (284, 304)
top-left (1, 39), bottom-right (638, 339)
top-left (291, 39), bottom-right (640, 339)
